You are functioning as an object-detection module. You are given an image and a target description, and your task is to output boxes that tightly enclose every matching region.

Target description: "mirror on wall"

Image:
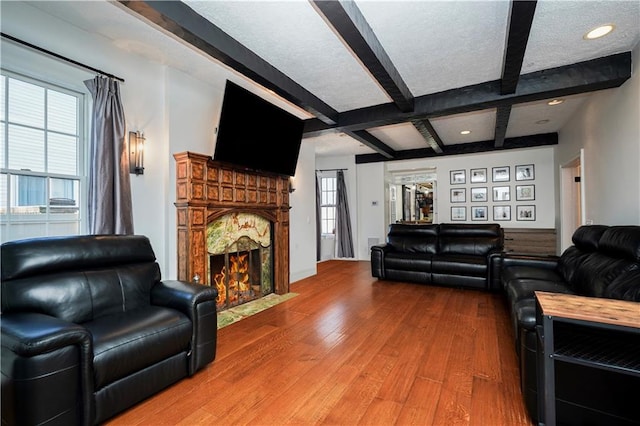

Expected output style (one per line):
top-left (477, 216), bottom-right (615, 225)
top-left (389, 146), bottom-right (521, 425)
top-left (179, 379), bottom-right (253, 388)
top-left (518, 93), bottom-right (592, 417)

top-left (388, 169), bottom-right (437, 224)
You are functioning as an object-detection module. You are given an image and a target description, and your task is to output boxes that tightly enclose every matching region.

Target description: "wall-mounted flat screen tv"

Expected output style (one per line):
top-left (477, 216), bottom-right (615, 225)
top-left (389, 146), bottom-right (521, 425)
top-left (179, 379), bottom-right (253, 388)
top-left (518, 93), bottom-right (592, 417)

top-left (213, 80), bottom-right (304, 176)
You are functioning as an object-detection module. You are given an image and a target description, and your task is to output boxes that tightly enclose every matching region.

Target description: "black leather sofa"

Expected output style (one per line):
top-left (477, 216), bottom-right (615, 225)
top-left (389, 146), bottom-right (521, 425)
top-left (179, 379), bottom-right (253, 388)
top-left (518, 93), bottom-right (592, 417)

top-left (500, 225), bottom-right (640, 425)
top-left (371, 223), bottom-right (504, 291)
top-left (1, 235), bottom-right (218, 426)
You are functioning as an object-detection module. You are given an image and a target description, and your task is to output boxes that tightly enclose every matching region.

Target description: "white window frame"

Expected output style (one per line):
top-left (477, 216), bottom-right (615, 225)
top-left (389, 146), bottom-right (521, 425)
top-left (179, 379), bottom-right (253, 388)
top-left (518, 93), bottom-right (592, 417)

top-left (320, 175), bottom-right (337, 235)
top-left (0, 70), bottom-right (87, 243)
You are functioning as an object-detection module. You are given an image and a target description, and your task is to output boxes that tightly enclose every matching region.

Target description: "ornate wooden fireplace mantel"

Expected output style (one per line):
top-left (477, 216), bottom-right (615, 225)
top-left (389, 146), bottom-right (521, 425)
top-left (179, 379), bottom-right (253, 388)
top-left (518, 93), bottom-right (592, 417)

top-left (174, 151), bottom-right (290, 294)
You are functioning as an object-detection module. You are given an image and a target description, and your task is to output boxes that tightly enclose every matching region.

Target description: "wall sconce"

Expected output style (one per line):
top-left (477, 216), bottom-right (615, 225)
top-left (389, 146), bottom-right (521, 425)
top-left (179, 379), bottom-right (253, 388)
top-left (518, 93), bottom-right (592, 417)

top-left (289, 176), bottom-right (296, 193)
top-left (128, 131), bottom-right (145, 175)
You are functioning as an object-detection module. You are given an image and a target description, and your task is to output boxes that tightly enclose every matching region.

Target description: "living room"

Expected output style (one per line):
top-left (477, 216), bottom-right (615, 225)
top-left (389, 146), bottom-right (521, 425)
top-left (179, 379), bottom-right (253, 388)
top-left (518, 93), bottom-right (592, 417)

top-left (2, 1), bottom-right (639, 281)
top-left (1, 1), bottom-right (639, 425)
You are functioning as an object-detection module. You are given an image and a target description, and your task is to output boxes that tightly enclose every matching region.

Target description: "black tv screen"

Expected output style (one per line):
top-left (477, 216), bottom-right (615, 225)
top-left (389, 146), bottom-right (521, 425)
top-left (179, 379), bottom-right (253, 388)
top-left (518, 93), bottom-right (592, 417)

top-left (213, 80), bottom-right (304, 176)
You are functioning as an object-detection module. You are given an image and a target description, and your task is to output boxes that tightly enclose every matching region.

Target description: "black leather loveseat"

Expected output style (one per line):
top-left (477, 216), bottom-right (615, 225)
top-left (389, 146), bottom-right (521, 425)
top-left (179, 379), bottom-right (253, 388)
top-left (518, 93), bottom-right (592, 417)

top-left (1, 235), bottom-right (218, 426)
top-left (371, 223), bottom-right (504, 291)
top-left (500, 225), bottom-right (640, 425)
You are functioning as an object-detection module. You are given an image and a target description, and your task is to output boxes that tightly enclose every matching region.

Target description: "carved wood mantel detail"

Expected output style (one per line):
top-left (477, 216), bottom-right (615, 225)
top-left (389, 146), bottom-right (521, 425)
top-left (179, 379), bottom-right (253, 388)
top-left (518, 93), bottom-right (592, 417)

top-left (174, 151), bottom-right (290, 294)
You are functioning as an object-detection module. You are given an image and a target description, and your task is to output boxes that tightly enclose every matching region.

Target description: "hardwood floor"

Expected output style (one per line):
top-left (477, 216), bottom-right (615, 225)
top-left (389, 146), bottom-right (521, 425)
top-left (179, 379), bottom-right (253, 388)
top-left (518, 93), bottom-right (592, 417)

top-left (107, 260), bottom-right (533, 425)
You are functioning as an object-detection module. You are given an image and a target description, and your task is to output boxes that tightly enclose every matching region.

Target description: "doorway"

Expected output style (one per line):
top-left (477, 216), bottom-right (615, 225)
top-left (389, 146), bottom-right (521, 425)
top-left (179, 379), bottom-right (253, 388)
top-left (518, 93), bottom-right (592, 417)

top-left (560, 150), bottom-right (585, 251)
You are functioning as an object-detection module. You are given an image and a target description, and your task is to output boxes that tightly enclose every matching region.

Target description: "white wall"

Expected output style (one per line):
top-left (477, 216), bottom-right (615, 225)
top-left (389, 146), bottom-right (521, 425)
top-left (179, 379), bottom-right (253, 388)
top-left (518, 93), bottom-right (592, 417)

top-left (289, 141), bottom-right (318, 282)
top-left (352, 147), bottom-right (556, 260)
top-left (557, 42), bottom-right (640, 228)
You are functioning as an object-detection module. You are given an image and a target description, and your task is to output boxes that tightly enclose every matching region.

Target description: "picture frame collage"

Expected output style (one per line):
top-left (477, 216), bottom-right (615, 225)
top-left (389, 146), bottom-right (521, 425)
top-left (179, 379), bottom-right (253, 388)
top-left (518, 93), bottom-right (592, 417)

top-left (449, 164), bottom-right (537, 222)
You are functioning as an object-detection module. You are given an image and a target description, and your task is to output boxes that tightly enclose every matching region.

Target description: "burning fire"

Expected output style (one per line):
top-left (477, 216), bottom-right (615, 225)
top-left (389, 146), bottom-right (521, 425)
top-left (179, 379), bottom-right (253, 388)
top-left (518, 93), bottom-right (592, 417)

top-left (213, 252), bottom-right (252, 309)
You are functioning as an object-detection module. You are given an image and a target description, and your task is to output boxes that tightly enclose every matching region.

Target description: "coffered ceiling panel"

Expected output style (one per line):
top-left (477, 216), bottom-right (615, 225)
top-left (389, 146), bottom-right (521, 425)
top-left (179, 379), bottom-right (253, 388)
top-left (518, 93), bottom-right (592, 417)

top-left (355, 0), bottom-right (510, 96)
top-left (184, 0), bottom-right (391, 111)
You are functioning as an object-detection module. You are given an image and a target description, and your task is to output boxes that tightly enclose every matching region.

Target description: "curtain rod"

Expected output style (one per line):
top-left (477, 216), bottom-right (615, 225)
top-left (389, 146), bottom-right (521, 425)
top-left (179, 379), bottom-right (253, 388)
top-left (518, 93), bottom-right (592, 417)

top-left (1, 32), bottom-right (125, 83)
top-left (316, 168), bottom-right (348, 172)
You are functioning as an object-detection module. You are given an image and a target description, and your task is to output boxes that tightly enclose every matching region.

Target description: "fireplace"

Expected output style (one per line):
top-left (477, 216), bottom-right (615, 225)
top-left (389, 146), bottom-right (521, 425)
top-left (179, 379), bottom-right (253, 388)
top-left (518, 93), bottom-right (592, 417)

top-left (174, 151), bottom-right (290, 301)
top-left (207, 212), bottom-right (273, 311)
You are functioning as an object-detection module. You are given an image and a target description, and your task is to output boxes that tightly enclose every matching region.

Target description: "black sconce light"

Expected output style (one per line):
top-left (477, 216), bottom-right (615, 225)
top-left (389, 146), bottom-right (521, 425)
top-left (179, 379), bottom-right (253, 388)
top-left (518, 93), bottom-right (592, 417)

top-left (128, 131), bottom-right (145, 175)
top-left (289, 176), bottom-right (296, 193)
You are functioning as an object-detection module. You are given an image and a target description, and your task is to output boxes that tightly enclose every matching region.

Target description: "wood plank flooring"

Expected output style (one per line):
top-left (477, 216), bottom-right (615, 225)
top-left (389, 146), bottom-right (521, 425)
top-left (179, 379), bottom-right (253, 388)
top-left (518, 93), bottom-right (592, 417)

top-left (107, 260), bottom-right (533, 425)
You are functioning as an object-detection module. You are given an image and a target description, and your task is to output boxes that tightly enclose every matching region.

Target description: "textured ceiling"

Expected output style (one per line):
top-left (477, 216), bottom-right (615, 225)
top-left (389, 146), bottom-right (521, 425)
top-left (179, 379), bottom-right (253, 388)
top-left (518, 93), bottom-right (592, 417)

top-left (18, 0), bottom-right (640, 160)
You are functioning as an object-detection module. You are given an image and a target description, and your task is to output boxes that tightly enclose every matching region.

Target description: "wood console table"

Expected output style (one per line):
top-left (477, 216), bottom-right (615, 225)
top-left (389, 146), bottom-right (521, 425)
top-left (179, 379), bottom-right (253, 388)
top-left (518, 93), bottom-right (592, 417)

top-left (535, 291), bottom-right (640, 426)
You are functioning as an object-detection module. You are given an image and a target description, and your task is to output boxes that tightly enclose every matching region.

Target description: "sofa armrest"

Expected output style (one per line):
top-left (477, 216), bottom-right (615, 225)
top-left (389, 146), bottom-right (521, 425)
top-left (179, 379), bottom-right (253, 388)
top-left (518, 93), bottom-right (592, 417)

top-left (487, 250), bottom-right (504, 292)
top-left (151, 280), bottom-right (218, 374)
top-left (1, 313), bottom-right (93, 426)
top-left (501, 253), bottom-right (560, 270)
top-left (370, 244), bottom-right (393, 278)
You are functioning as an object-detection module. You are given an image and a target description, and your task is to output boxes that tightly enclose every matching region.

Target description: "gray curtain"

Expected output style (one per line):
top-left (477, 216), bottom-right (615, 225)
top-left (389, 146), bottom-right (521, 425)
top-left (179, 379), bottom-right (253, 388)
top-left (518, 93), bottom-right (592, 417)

top-left (84, 76), bottom-right (134, 235)
top-left (316, 173), bottom-right (322, 261)
top-left (336, 170), bottom-right (354, 258)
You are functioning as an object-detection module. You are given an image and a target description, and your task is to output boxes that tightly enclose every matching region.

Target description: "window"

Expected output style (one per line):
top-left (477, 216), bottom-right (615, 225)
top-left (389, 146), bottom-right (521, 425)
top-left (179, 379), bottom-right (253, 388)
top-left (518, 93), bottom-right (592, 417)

top-left (0, 71), bottom-right (85, 242)
top-left (320, 176), bottom-right (336, 234)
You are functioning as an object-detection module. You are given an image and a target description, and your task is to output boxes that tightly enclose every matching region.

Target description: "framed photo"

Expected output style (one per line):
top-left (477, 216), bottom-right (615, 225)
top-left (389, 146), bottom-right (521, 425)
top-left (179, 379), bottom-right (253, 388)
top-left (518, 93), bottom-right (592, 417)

top-left (471, 206), bottom-right (488, 221)
top-left (516, 164), bottom-right (535, 181)
top-left (450, 169), bottom-right (466, 185)
top-left (516, 205), bottom-right (536, 221)
top-left (492, 166), bottom-right (510, 182)
top-left (492, 186), bottom-right (510, 202)
top-left (516, 184), bottom-right (535, 201)
top-left (450, 188), bottom-right (466, 203)
top-left (470, 187), bottom-right (487, 202)
top-left (470, 168), bottom-right (487, 183)
top-left (493, 205), bottom-right (511, 221)
top-left (451, 206), bottom-right (466, 221)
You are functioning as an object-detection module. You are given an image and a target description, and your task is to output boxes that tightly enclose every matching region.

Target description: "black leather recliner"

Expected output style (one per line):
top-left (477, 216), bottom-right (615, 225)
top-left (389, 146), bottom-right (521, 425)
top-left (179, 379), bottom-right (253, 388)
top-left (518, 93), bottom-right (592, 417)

top-left (1, 235), bottom-right (218, 425)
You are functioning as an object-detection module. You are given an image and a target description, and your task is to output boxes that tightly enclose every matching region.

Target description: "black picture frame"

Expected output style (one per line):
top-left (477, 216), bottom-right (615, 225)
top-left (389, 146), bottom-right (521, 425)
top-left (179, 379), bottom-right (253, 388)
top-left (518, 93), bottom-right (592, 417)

top-left (516, 164), bottom-right (535, 181)
top-left (493, 205), bottom-right (511, 221)
top-left (470, 168), bottom-right (487, 183)
top-left (451, 206), bottom-right (466, 221)
top-left (516, 205), bottom-right (536, 221)
top-left (492, 186), bottom-right (510, 202)
top-left (471, 187), bottom-right (487, 202)
top-left (492, 166), bottom-right (510, 182)
top-left (516, 184), bottom-right (535, 201)
top-left (450, 169), bottom-right (466, 185)
top-left (450, 188), bottom-right (466, 203)
top-left (471, 206), bottom-right (488, 221)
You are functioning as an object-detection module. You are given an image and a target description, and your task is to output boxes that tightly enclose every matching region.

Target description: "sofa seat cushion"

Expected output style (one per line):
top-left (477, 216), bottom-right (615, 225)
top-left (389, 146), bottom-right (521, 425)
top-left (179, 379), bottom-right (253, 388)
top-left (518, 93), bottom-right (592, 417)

top-left (502, 266), bottom-right (564, 284)
top-left (432, 254), bottom-right (486, 277)
top-left (86, 306), bottom-right (192, 389)
top-left (384, 252), bottom-right (432, 272)
top-left (506, 279), bottom-right (574, 306)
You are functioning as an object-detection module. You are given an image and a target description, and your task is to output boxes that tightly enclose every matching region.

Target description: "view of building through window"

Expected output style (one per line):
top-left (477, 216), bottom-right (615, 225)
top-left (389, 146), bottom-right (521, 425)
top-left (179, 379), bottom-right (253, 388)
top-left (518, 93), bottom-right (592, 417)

top-left (0, 71), bottom-right (84, 243)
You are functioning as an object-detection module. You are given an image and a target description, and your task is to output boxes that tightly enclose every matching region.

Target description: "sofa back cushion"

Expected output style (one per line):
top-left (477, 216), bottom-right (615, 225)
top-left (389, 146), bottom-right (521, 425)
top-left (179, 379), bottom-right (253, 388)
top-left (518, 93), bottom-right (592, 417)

top-left (438, 223), bottom-right (503, 256)
top-left (1, 235), bottom-right (161, 323)
top-left (571, 226), bottom-right (640, 298)
top-left (387, 223), bottom-right (439, 254)
top-left (598, 226), bottom-right (640, 261)
top-left (557, 225), bottom-right (609, 284)
top-left (571, 225), bottom-right (609, 251)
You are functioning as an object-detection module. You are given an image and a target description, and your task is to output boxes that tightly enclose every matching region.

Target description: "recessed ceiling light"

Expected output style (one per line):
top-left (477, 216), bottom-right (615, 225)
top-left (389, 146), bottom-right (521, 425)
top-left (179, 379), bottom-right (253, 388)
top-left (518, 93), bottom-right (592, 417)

top-left (460, 130), bottom-right (471, 135)
top-left (547, 99), bottom-right (564, 106)
top-left (536, 119), bottom-right (550, 125)
top-left (584, 24), bottom-right (615, 40)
